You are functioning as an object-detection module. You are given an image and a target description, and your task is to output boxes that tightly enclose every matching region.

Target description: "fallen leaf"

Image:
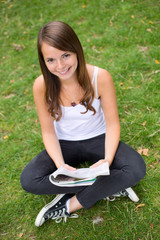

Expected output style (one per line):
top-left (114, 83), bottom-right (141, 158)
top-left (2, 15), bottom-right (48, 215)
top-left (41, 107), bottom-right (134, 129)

top-left (18, 233), bottom-right (23, 238)
top-left (154, 160), bottom-right (159, 166)
top-left (150, 223), bottom-right (153, 230)
top-left (110, 20), bottom-right (113, 26)
top-left (143, 148), bottom-right (149, 156)
top-left (131, 15), bottom-right (135, 19)
top-left (136, 204), bottom-right (145, 211)
top-left (155, 60), bottom-right (159, 64)
top-left (138, 149), bottom-right (143, 155)
top-left (149, 21), bottom-right (153, 24)
top-left (146, 28), bottom-right (152, 32)
top-left (3, 136), bottom-right (8, 139)
top-left (149, 165), bottom-right (154, 168)
top-left (138, 148), bottom-right (149, 156)
top-left (150, 160), bottom-right (159, 168)
top-left (24, 89), bottom-right (29, 94)
top-left (12, 43), bottom-right (25, 52)
top-left (142, 121), bottom-right (147, 126)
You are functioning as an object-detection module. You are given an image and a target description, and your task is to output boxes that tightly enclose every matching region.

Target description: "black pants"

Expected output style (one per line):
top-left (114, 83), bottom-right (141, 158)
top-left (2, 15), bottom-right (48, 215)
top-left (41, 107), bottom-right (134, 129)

top-left (20, 134), bottom-right (146, 209)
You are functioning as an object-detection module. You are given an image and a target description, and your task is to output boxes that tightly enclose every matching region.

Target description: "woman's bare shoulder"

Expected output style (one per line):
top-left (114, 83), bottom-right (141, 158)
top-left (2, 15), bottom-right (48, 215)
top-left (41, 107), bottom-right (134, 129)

top-left (98, 67), bottom-right (112, 82)
top-left (33, 75), bottom-right (45, 94)
top-left (97, 68), bottom-right (115, 98)
top-left (86, 64), bottom-right (112, 83)
top-left (86, 64), bottom-right (97, 82)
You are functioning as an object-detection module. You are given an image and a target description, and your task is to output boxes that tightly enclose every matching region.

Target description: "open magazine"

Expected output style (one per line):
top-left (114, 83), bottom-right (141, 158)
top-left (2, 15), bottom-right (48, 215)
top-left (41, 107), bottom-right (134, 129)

top-left (49, 162), bottom-right (110, 187)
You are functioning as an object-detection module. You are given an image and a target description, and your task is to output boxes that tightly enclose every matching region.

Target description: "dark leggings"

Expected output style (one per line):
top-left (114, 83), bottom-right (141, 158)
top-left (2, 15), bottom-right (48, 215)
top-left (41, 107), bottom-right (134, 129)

top-left (20, 134), bottom-right (146, 209)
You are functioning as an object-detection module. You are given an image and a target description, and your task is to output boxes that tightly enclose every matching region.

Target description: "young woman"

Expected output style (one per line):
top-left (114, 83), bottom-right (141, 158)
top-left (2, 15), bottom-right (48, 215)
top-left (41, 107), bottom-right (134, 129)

top-left (20, 21), bottom-right (146, 227)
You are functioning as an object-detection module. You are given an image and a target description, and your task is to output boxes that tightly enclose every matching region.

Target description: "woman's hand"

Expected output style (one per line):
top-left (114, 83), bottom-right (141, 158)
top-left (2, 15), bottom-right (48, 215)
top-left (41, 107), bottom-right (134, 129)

top-left (61, 163), bottom-right (76, 171)
top-left (89, 159), bottom-right (108, 168)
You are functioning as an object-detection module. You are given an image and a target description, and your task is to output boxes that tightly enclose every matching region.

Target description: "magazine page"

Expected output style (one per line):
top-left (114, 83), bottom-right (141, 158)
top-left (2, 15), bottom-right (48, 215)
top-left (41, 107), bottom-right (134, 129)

top-left (52, 161), bottom-right (109, 179)
top-left (49, 175), bottom-right (96, 187)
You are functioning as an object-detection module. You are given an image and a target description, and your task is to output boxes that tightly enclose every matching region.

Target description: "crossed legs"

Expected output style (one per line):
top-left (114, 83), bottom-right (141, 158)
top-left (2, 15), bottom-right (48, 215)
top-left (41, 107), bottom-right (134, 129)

top-left (20, 135), bottom-right (146, 213)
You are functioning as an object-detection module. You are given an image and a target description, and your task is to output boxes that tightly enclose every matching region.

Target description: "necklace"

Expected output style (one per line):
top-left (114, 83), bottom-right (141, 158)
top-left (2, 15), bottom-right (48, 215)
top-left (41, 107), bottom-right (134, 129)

top-left (61, 83), bottom-right (82, 107)
top-left (71, 101), bottom-right (76, 107)
top-left (63, 93), bottom-right (78, 107)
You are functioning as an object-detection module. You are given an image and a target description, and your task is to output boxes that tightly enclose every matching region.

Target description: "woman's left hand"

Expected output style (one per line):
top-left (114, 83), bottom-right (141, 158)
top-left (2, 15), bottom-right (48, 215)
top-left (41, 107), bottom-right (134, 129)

top-left (89, 159), bottom-right (108, 168)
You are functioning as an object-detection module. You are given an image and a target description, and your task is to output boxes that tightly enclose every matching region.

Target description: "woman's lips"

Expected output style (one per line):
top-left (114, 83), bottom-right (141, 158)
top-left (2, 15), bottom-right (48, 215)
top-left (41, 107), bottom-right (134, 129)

top-left (58, 67), bottom-right (71, 75)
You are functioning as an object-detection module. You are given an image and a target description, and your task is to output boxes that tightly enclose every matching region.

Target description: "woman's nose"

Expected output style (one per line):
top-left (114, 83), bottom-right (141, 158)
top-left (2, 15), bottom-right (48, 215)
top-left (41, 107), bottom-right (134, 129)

top-left (56, 59), bottom-right (65, 70)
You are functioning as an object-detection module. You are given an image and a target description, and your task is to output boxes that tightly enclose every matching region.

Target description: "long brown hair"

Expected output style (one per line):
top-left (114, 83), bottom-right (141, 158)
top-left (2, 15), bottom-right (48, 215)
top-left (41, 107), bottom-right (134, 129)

top-left (37, 21), bottom-right (95, 121)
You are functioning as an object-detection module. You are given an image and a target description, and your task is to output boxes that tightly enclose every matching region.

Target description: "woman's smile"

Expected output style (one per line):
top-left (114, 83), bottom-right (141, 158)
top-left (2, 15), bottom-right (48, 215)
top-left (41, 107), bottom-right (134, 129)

top-left (41, 43), bottom-right (78, 81)
top-left (58, 67), bottom-right (71, 75)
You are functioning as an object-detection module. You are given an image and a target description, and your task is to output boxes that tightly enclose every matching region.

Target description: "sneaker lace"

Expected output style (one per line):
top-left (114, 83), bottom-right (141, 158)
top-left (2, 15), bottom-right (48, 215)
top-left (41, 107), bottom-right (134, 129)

top-left (118, 190), bottom-right (128, 197)
top-left (51, 208), bottom-right (78, 223)
top-left (104, 190), bottom-right (129, 201)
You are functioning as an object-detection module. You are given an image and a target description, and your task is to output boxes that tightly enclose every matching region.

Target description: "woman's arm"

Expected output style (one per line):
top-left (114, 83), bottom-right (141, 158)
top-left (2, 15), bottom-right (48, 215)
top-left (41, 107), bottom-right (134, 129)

top-left (33, 75), bottom-right (75, 170)
top-left (91, 68), bottom-right (120, 167)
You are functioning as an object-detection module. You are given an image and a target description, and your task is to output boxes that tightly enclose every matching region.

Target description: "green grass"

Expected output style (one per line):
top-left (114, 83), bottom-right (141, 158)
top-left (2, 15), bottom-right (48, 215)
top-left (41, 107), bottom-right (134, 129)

top-left (0, 0), bottom-right (160, 239)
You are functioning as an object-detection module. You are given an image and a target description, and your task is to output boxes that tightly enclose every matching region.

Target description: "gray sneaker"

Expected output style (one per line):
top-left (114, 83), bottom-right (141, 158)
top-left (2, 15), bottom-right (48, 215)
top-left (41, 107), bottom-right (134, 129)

top-left (35, 194), bottom-right (78, 227)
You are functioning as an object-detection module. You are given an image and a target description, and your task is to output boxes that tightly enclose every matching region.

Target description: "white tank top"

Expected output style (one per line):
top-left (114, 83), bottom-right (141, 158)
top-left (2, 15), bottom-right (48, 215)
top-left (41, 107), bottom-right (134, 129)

top-left (54, 66), bottom-right (106, 140)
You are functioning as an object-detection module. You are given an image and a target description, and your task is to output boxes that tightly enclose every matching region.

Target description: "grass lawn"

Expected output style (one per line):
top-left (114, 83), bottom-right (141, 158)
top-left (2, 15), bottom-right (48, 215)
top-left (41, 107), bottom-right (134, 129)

top-left (0, 0), bottom-right (160, 239)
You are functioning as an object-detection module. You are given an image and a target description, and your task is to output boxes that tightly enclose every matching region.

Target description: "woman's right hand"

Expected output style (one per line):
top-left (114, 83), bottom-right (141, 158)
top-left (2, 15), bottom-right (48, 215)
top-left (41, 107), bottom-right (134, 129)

top-left (61, 163), bottom-right (76, 171)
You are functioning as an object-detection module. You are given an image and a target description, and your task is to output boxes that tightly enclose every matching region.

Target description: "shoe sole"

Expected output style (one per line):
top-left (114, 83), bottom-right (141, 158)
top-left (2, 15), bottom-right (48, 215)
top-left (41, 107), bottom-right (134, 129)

top-left (126, 187), bottom-right (139, 202)
top-left (35, 194), bottom-right (65, 227)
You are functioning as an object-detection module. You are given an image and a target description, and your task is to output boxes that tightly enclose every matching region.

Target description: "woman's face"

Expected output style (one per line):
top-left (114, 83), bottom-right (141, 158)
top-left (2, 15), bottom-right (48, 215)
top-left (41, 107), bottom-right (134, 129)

top-left (41, 42), bottom-right (78, 81)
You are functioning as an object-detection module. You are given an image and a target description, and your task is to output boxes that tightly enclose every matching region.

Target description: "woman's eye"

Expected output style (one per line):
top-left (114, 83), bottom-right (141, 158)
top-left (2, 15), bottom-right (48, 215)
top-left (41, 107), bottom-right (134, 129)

top-left (47, 58), bottom-right (54, 63)
top-left (63, 53), bottom-right (70, 59)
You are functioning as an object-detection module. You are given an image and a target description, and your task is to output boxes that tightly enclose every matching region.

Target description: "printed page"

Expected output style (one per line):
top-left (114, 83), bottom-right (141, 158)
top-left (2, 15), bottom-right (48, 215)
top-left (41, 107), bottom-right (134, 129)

top-left (53, 162), bottom-right (109, 179)
top-left (49, 174), bottom-right (96, 186)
